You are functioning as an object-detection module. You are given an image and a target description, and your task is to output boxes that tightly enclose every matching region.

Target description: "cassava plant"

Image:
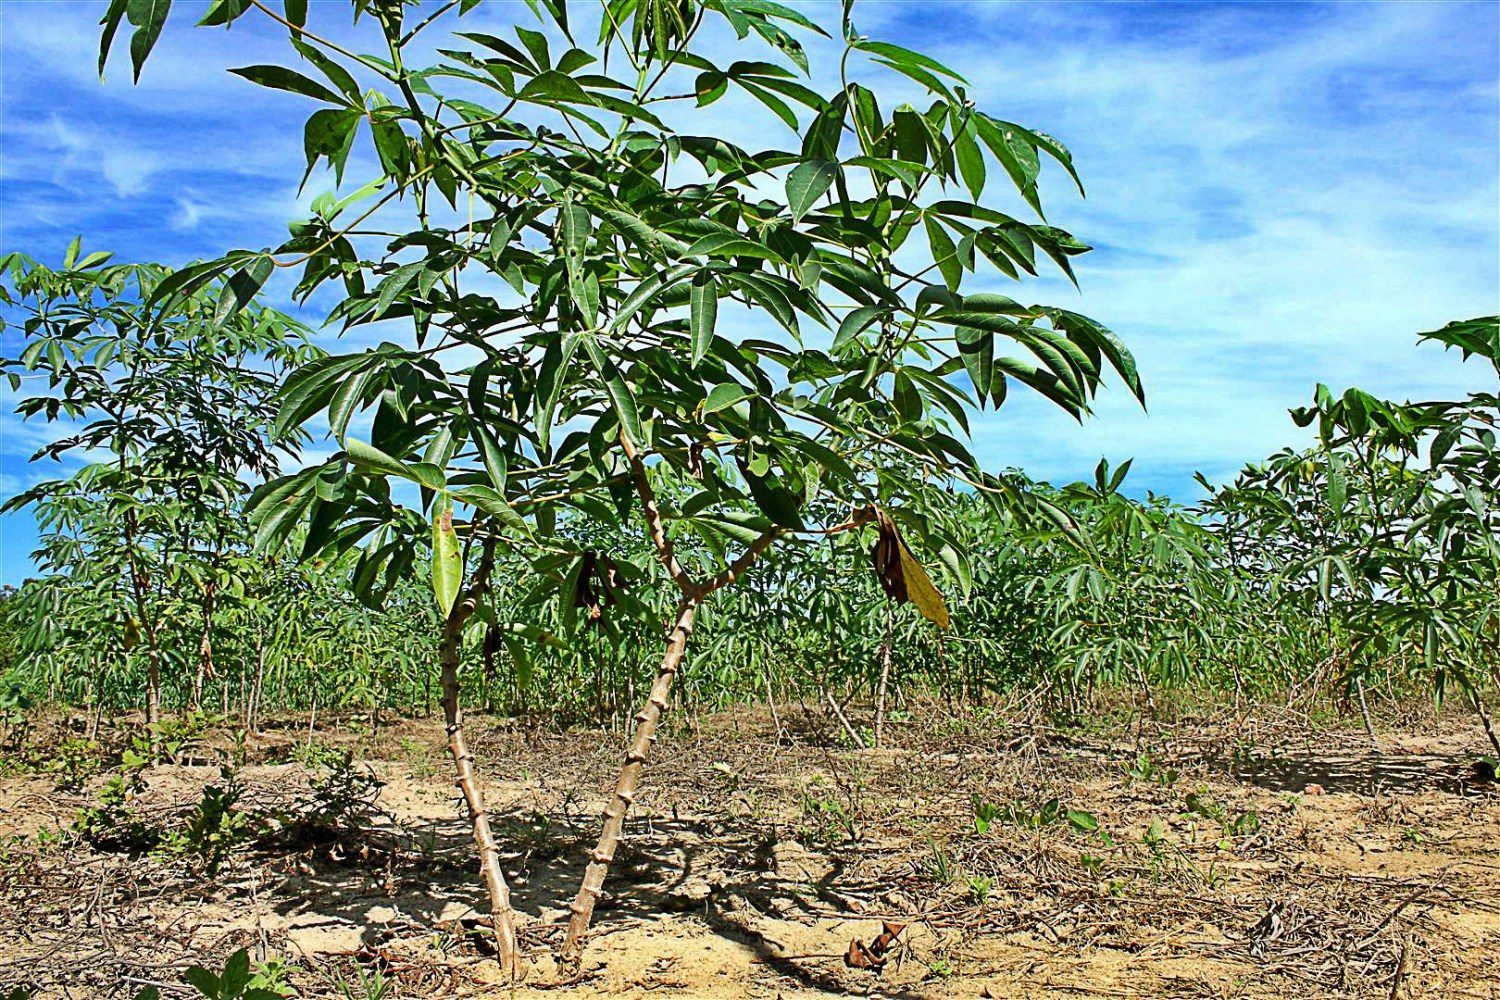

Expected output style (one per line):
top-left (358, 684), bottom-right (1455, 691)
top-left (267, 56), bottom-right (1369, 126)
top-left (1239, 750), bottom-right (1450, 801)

top-left (0, 248), bottom-right (316, 722)
top-left (106, 0), bottom-right (1140, 976)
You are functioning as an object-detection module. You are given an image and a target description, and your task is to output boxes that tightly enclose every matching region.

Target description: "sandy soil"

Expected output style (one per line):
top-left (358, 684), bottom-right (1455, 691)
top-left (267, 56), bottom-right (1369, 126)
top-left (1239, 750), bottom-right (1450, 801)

top-left (0, 705), bottom-right (1496, 998)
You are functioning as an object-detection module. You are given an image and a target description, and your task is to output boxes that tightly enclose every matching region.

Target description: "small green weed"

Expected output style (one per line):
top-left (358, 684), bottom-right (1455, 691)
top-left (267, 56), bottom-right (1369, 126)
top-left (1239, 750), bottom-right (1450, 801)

top-left (47, 737), bottom-right (104, 793)
top-left (970, 793), bottom-right (1000, 834)
top-left (398, 737), bottom-right (437, 778)
top-left (184, 948), bottom-right (286, 1000)
top-left (157, 766), bottom-right (256, 873)
top-left (1125, 751), bottom-right (1179, 787)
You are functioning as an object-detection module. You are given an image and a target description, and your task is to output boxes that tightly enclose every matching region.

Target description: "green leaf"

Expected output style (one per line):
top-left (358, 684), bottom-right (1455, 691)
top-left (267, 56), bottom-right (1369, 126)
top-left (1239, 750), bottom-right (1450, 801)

top-left (696, 70), bottom-right (728, 105)
top-left (686, 233), bottom-right (783, 261)
top-left (229, 64), bottom-right (344, 105)
top-left (431, 496), bottom-right (463, 618)
top-left (99, 0), bottom-right (129, 77)
top-left (213, 254), bottom-right (274, 325)
top-left (954, 120), bottom-right (987, 200)
top-left (304, 108), bottom-right (361, 183)
top-left (199, 0), bottom-right (252, 26)
top-left (371, 261), bottom-right (424, 319)
top-left (925, 217), bottom-right (961, 291)
top-left (690, 273), bottom-right (718, 367)
top-left (956, 326), bottom-right (993, 401)
top-left (345, 437), bottom-right (416, 481)
top-left (736, 456), bottom-right (804, 530)
top-left (786, 159), bottom-right (837, 222)
top-left (703, 382), bottom-right (751, 415)
top-left (582, 338), bottom-right (643, 446)
top-left (833, 305), bottom-right (884, 351)
top-left (125, 0), bottom-right (171, 83)
top-left (520, 69), bottom-right (592, 104)
top-left (594, 204), bottom-right (688, 260)
top-left (855, 40), bottom-right (967, 83)
top-left (1326, 451), bottom-right (1348, 511)
top-left (454, 486), bottom-right (531, 537)
top-left (472, 422), bottom-right (509, 491)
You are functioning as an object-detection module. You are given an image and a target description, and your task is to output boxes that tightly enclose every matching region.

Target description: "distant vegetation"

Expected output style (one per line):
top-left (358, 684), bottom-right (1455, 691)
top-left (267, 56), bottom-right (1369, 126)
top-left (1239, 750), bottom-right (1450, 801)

top-left (2, 312), bottom-right (1495, 750)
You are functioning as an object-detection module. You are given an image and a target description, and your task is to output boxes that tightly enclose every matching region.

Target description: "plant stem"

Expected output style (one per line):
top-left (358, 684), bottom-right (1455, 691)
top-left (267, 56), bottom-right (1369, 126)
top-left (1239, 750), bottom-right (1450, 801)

top-left (874, 604), bottom-right (894, 747)
top-left (439, 542), bottom-right (522, 978)
top-left (560, 596), bottom-right (698, 970)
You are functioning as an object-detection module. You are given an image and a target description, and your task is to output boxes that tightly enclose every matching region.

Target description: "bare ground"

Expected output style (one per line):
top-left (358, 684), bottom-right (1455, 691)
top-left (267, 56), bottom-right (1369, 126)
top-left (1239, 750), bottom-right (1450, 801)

top-left (1, 703), bottom-right (1497, 998)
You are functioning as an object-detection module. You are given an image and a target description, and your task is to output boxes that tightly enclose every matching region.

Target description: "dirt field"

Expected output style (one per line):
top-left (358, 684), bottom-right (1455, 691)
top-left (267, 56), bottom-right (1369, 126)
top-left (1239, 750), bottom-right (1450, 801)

top-left (1, 704), bottom-right (1497, 998)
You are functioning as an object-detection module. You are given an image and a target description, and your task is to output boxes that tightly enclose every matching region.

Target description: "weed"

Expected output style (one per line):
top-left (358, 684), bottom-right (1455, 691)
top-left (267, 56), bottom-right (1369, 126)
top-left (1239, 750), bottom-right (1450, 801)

top-left (970, 793), bottom-right (1000, 834)
top-left (709, 760), bottom-right (741, 791)
top-left (965, 874), bottom-right (993, 901)
top-left (397, 737), bottom-right (437, 779)
top-left (291, 749), bottom-right (382, 838)
top-left (158, 766), bottom-right (256, 873)
top-left (1226, 810), bottom-right (1261, 837)
top-left (184, 948), bottom-right (285, 1000)
top-left (1143, 818), bottom-right (1167, 848)
top-left (326, 965), bottom-right (392, 1000)
top-left (47, 737), bottom-right (104, 793)
top-left (72, 766), bottom-right (154, 851)
top-left (1125, 751), bottom-right (1179, 788)
top-left (248, 958), bottom-right (296, 997)
top-left (1002, 796), bottom-right (1063, 829)
top-left (289, 739), bottom-right (346, 771)
top-left (134, 710), bottom-right (222, 766)
top-left (1182, 789), bottom-right (1225, 820)
top-left (923, 835), bottom-right (956, 884)
top-left (800, 791), bottom-right (857, 842)
top-left (229, 728), bottom-right (250, 768)
top-left (0, 672), bottom-right (32, 747)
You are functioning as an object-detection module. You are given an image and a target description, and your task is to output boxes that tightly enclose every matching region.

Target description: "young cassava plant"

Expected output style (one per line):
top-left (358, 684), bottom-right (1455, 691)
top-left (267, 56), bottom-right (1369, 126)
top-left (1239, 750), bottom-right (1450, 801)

top-left (105, 0), bottom-right (1141, 977)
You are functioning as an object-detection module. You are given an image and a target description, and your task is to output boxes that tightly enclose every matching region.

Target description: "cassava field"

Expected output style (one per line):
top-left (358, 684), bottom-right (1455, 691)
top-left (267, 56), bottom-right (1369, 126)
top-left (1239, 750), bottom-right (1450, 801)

top-left (0, 0), bottom-right (1497, 997)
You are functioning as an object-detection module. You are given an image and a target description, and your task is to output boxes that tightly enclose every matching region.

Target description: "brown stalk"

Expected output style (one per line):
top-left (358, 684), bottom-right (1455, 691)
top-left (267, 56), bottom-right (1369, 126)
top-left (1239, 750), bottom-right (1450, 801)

top-left (559, 436), bottom-right (780, 970)
top-left (559, 594), bottom-right (699, 969)
top-left (438, 539), bottom-right (522, 978)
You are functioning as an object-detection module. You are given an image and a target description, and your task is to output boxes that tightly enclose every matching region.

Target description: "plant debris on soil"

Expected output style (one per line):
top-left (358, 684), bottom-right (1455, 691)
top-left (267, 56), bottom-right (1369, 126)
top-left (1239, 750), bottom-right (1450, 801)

top-left (1, 704), bottom-right (1496, 998)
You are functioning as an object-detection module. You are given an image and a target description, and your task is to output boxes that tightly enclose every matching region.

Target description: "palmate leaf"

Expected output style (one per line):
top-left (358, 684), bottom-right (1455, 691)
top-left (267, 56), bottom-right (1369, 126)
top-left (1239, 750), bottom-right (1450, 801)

top-left (1418, 315), bottom-right (1500, 368)
top-left (582, 337), bottom-right (644, 447)
top-left (72, 0), bottom-right (1171, 721)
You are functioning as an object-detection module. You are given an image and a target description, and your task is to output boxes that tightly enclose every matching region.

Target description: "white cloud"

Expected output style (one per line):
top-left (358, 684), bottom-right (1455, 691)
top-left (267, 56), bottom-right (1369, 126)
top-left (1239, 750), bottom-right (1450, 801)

top-left (47, 116), bottom-right (160, 196)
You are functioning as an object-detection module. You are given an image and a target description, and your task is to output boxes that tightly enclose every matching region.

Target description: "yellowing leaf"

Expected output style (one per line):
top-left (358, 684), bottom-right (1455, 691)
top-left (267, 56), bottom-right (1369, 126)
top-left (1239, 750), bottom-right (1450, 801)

top-left (431, 497), bottom-right (463, 618)
top-left (896, 539), bottom-right (948, 629)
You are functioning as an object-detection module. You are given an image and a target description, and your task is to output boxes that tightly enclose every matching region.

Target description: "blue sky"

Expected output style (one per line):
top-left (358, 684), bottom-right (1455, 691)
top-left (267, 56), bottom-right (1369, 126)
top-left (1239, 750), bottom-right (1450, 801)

top-left (1, 0), bottom-right (1497, 583)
